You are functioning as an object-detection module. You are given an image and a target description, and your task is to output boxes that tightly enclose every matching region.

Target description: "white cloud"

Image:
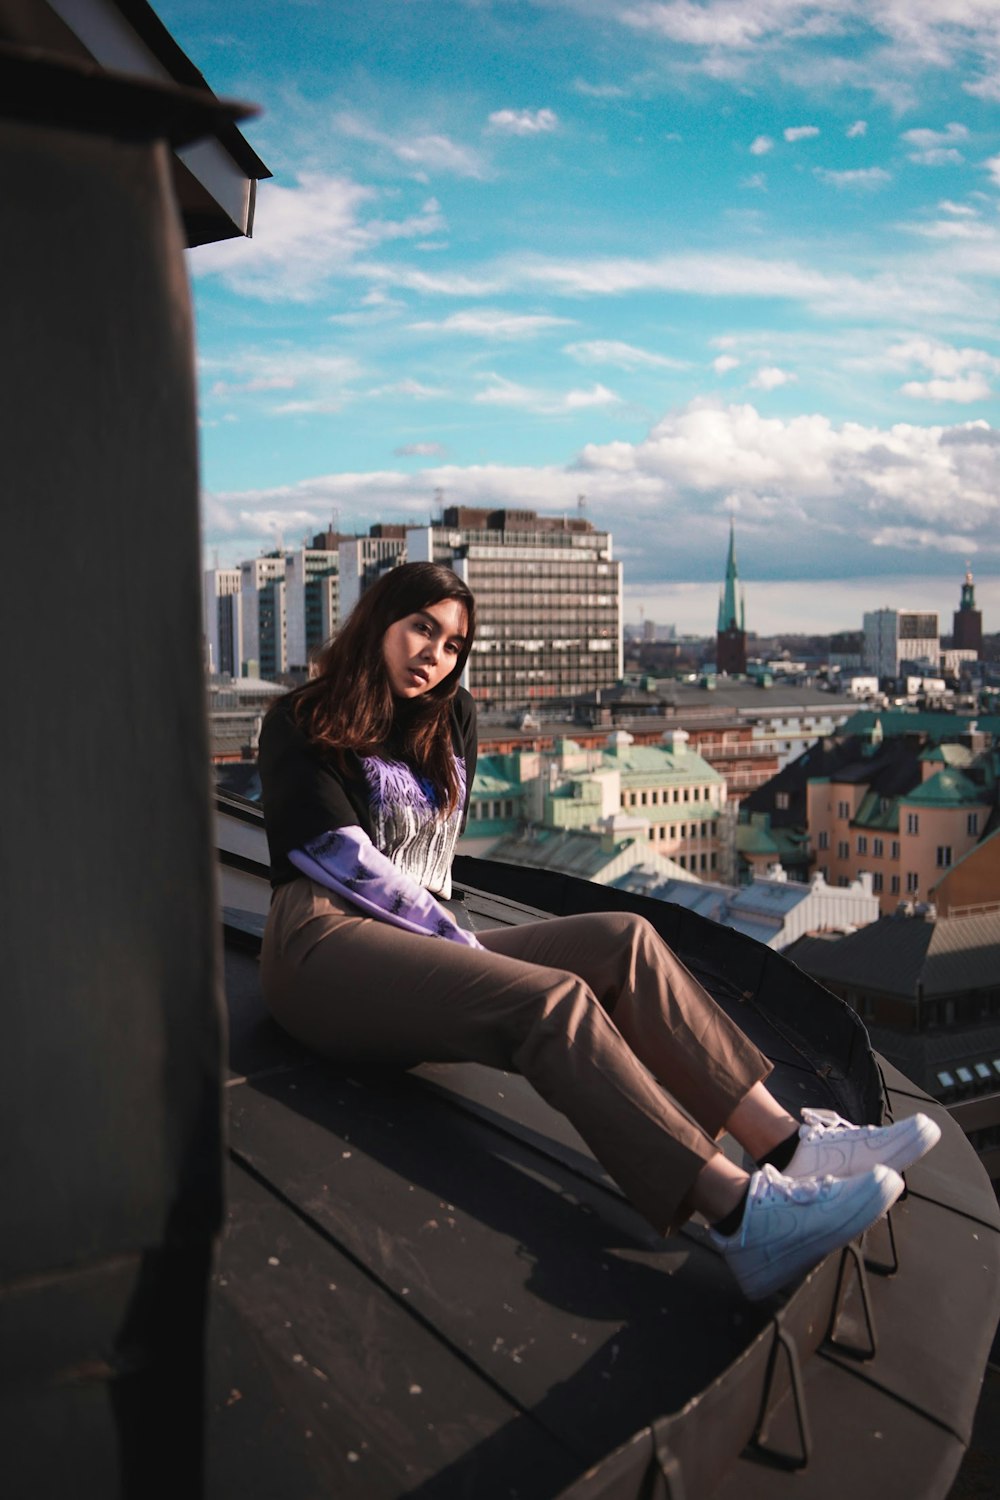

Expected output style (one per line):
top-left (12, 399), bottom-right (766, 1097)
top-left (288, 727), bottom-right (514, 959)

top-left (901, 122), bottom-right (969, 165)
top-left (488, 108), bottom-right (559, 135)
top-left (986, 154), bottom-right (1000, 188)
top-left (749, 135), bottom-right (774, 155)
top-left (190, 174), bottom-right (445, 301)
top-left (394, 441), bottom-right (448, 457)
top-left (742, 172), bottom-right (767, 190)
top-left (409, 308), bottom-right (574, 339)
top-left (750, 365), bottom-right (796, 390)
top-left (564, 339), bottom-right (688, 369)
top-left (939, 199), bottom-right (979, 216)
top-left (847, 120), bottom-right (868, 138)
top-left (366, 379), bottom-right (449, 399)
top-left (573, 79), bottom-right (629, 98)
top-left (901, 375), bottom-right (992, 402)
top-left (713, 354), bottom-right (740, 374)
top-left (203, 401), bottom-right (1000, 587)
top-left (474, 375), bottom-right (622, 414)
top-left (815, 167), bottom-right (891, 189)
top-left (202, 348), bottom-right (363, 411)
top-left (885, 337), bottom-right (1000, 379)
top-left (333, 111), bottom-right (487, 178)
top-left (784, 125), bottom-right (820, 142)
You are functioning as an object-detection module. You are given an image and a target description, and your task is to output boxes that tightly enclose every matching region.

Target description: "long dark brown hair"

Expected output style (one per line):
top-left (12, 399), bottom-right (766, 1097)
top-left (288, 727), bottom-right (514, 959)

top-left (283, 561), bottom-right (476, 813)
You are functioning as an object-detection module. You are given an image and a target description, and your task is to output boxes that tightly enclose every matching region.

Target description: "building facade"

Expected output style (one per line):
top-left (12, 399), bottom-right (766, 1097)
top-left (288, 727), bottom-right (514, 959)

top-left (285, 546), bottom-right (339, 675)
top-left (203, 567), bottom-right (242, 677)
top-left (239, 554), bottom-right (287, 679)
top-left (863, 608), bottom-right (939, 679)
top-left (406, 506), bottom-right (623, 708)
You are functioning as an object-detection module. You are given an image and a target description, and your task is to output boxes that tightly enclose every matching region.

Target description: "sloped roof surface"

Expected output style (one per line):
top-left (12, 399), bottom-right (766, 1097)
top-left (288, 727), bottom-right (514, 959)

top-left (790, 910), bottom-right (1000, 999)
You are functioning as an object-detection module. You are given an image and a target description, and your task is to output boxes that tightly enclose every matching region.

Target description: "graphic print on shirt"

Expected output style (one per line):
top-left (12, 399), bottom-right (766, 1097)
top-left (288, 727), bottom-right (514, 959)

top-left (360, 754), bottom-right (466, 898)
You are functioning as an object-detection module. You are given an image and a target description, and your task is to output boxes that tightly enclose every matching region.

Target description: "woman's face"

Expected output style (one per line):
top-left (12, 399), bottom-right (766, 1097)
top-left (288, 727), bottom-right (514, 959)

top-left (381, 597), bottom-right (469, 699)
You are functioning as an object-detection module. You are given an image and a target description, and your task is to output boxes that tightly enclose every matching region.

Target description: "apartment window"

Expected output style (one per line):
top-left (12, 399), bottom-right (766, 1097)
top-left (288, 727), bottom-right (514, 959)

top-left (837, 841), bottom-right (849, 859)
top-left (873, 872), bottom-right (883, 893)
top-left (683, 788), bottom-right (690, 802)
top-left (873, 838), bottom-right (883, 858)
top-left (906, 872), bottom-right (919, 893)
top-left (906, 813), bottom-right (919, 834)
top-left (776, 792), bottom-right (790, 810)
top-left (891, 840), bottom-right (900, 860)
top-left (641, 791), bottom-right (648, 806)
top-left (837, 800), bottom-right (850, 819)
top-left (818, 831), bottom-right (829, 850)
top-left (710, 853), bottom-right (717, 871)
top-left (968, 812), bottom-right (979, 836)
top-left (700, 853), bottom-right (708, 871)
top-left (936, 845), bottom-right (952, 868)
top-left (857, 835), bottom-right (868, 855)
top-left (891, 875), bottom-right (900, 895)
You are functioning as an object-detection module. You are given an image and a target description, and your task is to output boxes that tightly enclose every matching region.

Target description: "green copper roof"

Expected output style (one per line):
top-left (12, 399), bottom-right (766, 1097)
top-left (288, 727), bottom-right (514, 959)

top-left (853, 788), bottom-right (900, 832)
top-left (903, 768), bottom-right (985, 807)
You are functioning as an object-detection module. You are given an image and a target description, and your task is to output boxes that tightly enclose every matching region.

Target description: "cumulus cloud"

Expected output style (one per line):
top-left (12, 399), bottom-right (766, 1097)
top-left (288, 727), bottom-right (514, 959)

top-left (564, 339), bottom-right (688, 369)
top-left (394, 441), bottom-right (448, 457)
top-left (488, 108), bottom-right (559, 135)
top-left (902, 123), bottom-right (969, 165)
top-left (713, 354), bottom-right (740, 374)
top-left (847, 120), bottom-right (868, 138)
top-left (814, 166), bottom-right (892, 189)
top-left (750, 365), bottom-right (796, 390)
top-left (749, 135), bottom-right (774, 155)
top-left (784, 125), bottom-right (820, 142)
top-left (191, 174), bottom-right (445, 301)
top-left (742, 172), bottom-right (767, 190)
top-left (986, 154), bottom-right (1000, 188)
top-left (901, 375), bottom-right (992, 403)
top-left (885, 337), bottom-right (1000, 379)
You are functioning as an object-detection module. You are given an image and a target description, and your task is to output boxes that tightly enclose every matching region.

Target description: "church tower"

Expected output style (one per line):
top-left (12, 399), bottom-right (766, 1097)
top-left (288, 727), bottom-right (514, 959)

top-left (953, 565), bottom-right (983, 655)
top-left (716, 521), bottom-right (747, 675)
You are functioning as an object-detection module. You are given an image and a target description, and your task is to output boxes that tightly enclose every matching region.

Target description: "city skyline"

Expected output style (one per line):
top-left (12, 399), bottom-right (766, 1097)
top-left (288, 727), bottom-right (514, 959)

top-left (157, 1), bottom-right (1000, 634)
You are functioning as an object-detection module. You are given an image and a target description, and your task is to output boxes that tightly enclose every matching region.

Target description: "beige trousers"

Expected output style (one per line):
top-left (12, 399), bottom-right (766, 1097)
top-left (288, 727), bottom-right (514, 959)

top-left (260, 879), bottom-right (772, 1233)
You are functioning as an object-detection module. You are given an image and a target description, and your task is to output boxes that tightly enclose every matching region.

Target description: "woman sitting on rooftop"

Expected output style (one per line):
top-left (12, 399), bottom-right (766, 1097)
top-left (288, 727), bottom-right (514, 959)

top-left (257, 562), bottom-right (939, 1301)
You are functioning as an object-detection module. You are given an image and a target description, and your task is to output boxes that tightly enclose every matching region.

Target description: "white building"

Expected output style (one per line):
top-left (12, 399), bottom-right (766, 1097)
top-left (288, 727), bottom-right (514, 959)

top-left (202, 567), bottom-right (242, 677)
top-left (285, 547), bottom-right (338, 674)
top-left (240, 555), bottom-right (286, 679)
top-left (863, 609), bottom-right (939, 680)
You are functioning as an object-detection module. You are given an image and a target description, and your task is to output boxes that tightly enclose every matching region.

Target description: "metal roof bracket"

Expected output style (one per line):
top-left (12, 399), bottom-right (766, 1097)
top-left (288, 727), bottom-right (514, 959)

top-left (750, 1324), bottom-right (813, 1471)
top-left (862, 1202), bottom-right (900, 1276)
top-left (826, 1241), bottom-right (878, 1360)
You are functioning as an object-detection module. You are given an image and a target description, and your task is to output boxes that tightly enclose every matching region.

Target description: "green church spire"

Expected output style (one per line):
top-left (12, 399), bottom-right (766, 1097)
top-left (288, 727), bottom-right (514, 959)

top-left (718, 520), bottom-right (740, 632)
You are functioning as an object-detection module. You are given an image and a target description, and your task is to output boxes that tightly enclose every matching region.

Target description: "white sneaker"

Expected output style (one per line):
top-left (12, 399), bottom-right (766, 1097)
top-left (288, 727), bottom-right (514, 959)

top-left (784, 1107), bottom-right (941, 1182)
top-left (709, 1163), bottom-right (904, 1301)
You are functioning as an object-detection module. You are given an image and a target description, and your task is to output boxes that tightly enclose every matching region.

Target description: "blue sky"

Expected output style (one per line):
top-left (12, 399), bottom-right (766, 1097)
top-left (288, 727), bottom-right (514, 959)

top-left (160, 0), bottom-right (1000, 633)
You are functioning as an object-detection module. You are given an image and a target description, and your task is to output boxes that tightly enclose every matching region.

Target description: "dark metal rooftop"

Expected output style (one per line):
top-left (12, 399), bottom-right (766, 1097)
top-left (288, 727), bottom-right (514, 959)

top-left (211, 799), bottom-right (1000, 1498)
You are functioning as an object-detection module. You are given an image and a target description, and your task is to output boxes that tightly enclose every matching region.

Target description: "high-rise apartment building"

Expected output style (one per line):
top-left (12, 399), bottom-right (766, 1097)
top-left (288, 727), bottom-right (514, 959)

top-left (405, 506), bottom-right (623, 708)
top-left (203, 567), bottom-right (242, 676)
top-left (863, 608), bottom-right (939, 680)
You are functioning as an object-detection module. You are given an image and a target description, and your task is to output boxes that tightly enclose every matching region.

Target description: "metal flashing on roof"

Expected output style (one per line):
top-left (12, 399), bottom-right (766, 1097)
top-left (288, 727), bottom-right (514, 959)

top-left (5, 0), bottom-right (269, 243)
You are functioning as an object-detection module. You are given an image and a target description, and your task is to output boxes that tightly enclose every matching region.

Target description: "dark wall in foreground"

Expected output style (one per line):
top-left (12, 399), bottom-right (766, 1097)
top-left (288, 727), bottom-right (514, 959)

top-left (0, 66), bottom-right (224, 1500)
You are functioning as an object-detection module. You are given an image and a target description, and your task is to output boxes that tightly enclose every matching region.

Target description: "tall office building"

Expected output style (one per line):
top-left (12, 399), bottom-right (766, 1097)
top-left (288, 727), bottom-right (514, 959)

top-left (952, 568), bottom-right (983, 655)
top-left (337, 527), bottom-right (409, 621)
top-left (240, 554), bottom-right (286, 678)
top-left (285, 545), bottom-right (339, 674)
top-left (405, 505), bottom-right (622, 708)
top-left (863, 609), bottom-right (939, 680)
top-left (202, 567), bottom-right (242, 676)
top-left (715, 521), bottom-right (747, 675)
